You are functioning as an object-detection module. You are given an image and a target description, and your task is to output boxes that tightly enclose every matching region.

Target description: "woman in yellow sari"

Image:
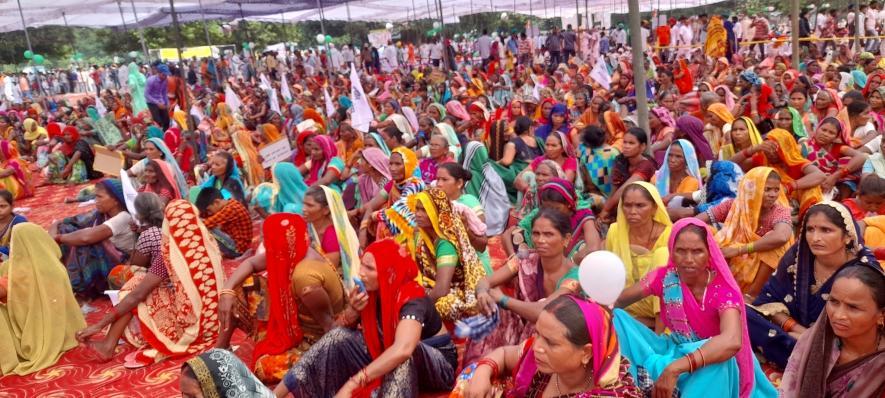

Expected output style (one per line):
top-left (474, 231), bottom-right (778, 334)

top-left (408, 187), bottom-right (484, 322)
top-left (754, 129), bottom-right (826, 217)
top-left (700, 167), bottom-right (795, 297)
top-left (0, 223), bottom-right (86, 376)
top-left (705, 103), bottom-right (735, 156)
top-left (215, 102), bottom-right (236, 132)
top-left (232, 128), bottom-right (264, 188)
top-left (704, 16), bottom-right (727, 59)
top-left (258, 123), bottom-right (283, 146)
top-left (173, 109), bottom-right (190, 131)
top-left (720, 116), bottom-right (764, 168)
top-left (604, 181), bottom-right (672, 329)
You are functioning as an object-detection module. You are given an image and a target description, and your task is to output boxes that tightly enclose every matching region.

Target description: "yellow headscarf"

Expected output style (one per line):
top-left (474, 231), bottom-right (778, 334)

top-left (22, 118), bottom-right (47, 142)
top-left (715, 167), bottom-right (794, 291)
top-left (0, 223), bottom-right (86, 375)
top-left (173, 109), bottom-right (189, 131)
top-left (707, 103), bottom-right (735, 124)
top-left (216, 103), bottom-right (235, 132)
top-left (764, 129), bottom-right (822, 217)
top-left (604, 181), bottom-right (671, 319)
top-left (258, 123), bottom-right (283, 144)
top-left (721, 116), bottom-right (763, 160)
top-left (392, 147), bottom-right (418, 179)
top-left (231, 129), bottom-right (264, 187)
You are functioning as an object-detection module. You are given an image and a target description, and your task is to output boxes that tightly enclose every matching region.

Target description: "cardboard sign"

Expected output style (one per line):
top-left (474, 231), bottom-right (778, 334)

top-left (260, 139), bottom-right (293, 169)
top-left (92, 145), bottom-right (124, 177)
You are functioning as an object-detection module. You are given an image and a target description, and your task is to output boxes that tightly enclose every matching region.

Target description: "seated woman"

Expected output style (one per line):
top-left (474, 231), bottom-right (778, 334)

top-left (514, 159), bottom-right (566, 221)
top-left (843, 174), bottom-right (885, 220)
top-left (721, 116), bottom-right (764, 169)
top-left (801, 117), bottom-right (869, 199)
top-left (605, 181), bottom-right (672, 329)
top-left (0, 141), bottom-right (32, 200)
top-left (747, 202), bottom-right (880, 369)
top-left (303, 185), bottom-right (361, 273)
top-left (698, 167), bottom-right (794, 297)
top-left (751, 129), bottom-right (827, 217)
top-left (301, 135), bottom-right (345, 189)
top-left (47, 126), bottom-right (102, 184)
top-left (104, 193), bottom-right (165, 291)
top-left (0, 190), bottom-right (27, 258)
top-left (418, 134), bottom-right (454, 185)
top-left (649, 106), bottom-right (677, 164)
top-left (138, 160), bottom-right (183, 205)
top-left (275, 239), bottom-right (457, 397)
top-left (216, 213), bottom-right (346, 384)
top-left (127, 138), bottom-right (188, 196)
top-left (49, 179), bottom-right (135, 299)
top-left (578, 124), bottom-right (620, 200)
top-left (351, 147), bottom-right (391, 221)
top-left (497, 116), bottom-right (543, 181)
top-left (435, 163), bottom-right (491, 274)
top-left (453, 295), bottom-right (641, 398)
top-left (0, 223), bottom-right (86, 376)
top-left (195, 187), bottom-right (253, 258)
top-left (516, 132), bottom-right (578, 184)
top-left (180, 348), bottom-right (275, 397)
top-left (197, 151), bottom-right (246, 204)
top-left (862, 134), bottom-right (885, 177)
top-left (464, 208), bottom-right (582, 364)
top-left (232, 127), bottom-right (264, 188)
top-left (674, 115), bottom-right (715, 170)
top-left (75, 199), bottom-right (226, 367)
top-left (251, 162), bottom-right (307, 217)
top-left (508, 179), bottom-right (602, 261)
top-left (460, 140), bottom-right (512, 236)
top-left (409, 188), bottom-right (485, 322)
top-left (779, 265), bottom-right (885, 397)
top-left (653, 139), bottom-right (704, 207)
top-left (615, 218), bottom-right (778, 398)
top-left (599, 128), bottom-right (657, 223)
top-left (360, 147), bottom-right (425, 246)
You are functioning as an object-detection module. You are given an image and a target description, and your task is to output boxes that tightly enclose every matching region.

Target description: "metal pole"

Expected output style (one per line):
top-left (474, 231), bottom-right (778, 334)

top-left (628, 0), bottom-right (649, 132)
top-left (129, 0), bottom-right (151, 61)
top-left (855, 0), bottom-right (861, 53)
top-left (168, 0), bottom-right (184, 66)
top-left (436, 0), bottom-right (449, 71)
top-left (117, 0), bottom-right (129, 33)
top-left (15, 0), bottom-right (33, 52)
top-left (198, 0), bottom-right (212, 46)
top-left (316, 0), bottom-right (331, 69)
top-left (790, 0), bottom-right (800, 68)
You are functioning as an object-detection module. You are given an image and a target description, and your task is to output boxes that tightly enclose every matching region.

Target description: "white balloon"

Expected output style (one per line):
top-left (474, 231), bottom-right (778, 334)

top-left (433, 21), bottom-right (441, 29)
top-left (578, 251), bottom-right (626, 307)
top-left (386, 22), bottom-right (394, 29)
top-left (501, 12), bottom-right (508, 20)
top-left (316, 33), bottom-right (326, 44)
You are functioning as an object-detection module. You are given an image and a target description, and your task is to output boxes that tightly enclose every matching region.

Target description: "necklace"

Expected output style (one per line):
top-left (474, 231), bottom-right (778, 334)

top-left (811, 260), bottom-right (839, 294)
top-left (553, 373), bottom-right (592, 397)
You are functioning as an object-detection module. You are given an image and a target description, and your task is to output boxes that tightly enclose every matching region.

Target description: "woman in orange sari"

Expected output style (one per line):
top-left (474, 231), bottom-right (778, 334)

top-left (232, 128), bottom-right (264, 187)
top-left (0, 141), bottom-right (32, 200)
top-left (76, 199), bottom-right (225, 367)
top-left (601, 110), bottom-right (627, 151)
top-left (752, 129), bottom-right (826, 217)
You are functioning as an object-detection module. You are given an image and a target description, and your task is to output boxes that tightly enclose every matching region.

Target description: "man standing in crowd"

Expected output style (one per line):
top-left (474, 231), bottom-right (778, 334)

top-left (545, 26), bottom-right (563, 67)
top-left (562, 24), bottom-right (577, 62)
top-left (145, 63), bottom-right (170, 130)
top-left (475, 30), bottom-right (493, 68)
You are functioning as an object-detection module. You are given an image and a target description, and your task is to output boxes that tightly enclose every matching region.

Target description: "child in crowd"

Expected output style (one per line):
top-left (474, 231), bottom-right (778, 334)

top-left (195, 187), bottom-right (253, 258)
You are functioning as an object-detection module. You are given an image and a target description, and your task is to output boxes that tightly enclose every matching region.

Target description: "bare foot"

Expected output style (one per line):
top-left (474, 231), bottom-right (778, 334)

top-left (84, 340), bottom-right (115, 363)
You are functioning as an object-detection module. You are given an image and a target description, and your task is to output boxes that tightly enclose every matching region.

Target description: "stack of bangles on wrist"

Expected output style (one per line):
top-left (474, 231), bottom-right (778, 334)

top-left (359, 220), bottom-right (370, 230)
top-left (685, 349), bottom-right (706, 373)
top-left (744, 242), bottom-right (755, 255)
top-left (352, 368), bottom-right (370, 387)
top-left (476, 358), bottom-right (500, 379)
top-left (781, 317), bottom-right (797, 333)
top-left (220, 289), bottom-right (237, 298)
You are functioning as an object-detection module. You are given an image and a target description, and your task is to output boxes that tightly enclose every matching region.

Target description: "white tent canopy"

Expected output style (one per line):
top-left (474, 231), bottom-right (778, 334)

top-left (1, 0), bottom-right (729, 33)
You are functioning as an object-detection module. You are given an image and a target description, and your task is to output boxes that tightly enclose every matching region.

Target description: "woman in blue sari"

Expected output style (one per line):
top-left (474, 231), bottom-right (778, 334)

top-left (127, 137), bottom-right (188, 195)
top-left (251, 162), bottom-right (308, 217)
top-left (746, 201), bottom-right (881, 369)
top-left (615, 218), bottom-right (777, 398)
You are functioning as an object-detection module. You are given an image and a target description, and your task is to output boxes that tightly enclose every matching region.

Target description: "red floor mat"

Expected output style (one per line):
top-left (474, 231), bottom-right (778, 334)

top-left (1, 182), bottom-right (507, 397)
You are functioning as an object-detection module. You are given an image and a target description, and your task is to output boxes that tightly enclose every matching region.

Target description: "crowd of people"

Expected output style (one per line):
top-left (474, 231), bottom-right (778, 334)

top-left (1, 4), bottom-right (885, 398)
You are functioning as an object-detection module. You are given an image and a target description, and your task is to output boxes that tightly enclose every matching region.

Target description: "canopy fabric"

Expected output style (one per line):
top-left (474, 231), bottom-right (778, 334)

top-left (0, 0), bottom-right (725, 33)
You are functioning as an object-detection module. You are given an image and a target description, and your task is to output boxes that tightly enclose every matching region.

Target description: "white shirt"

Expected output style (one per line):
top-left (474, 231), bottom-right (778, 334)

top-left (855, 123), bottom-right (881, 154)
top-left (341, 48), bottom-right (355, 64)
top-left (381, 46), bottom-right (398, 72)
top-left (104, 211), bottom-right (136, 252)
top-left (430, 43), bottom-right (443, 60)
top-left (475, 35), bottom-right (493, 59)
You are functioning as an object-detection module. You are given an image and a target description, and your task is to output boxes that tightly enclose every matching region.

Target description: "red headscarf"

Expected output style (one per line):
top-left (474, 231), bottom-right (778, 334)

top-left (293, 130), bottom-right (316, 167)
top-left (356, 239), bottom-right (425, 398)
top-left (60, 126), bottom-right (80, 157)
top-left (863, 71), bottom-right (885, 97)
top-left (251, 214), bottom-right (309, 366)
top-left (164, 127), bottom-right (181, 153)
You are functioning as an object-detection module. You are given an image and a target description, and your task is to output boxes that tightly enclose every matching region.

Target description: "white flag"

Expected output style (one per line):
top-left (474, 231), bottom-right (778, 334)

top-left (324, 86), bottom-right (336, 118)
top-left (259, 73), bottom-right (272, 90)
top-left (94, 94), bottom-right (107, 117)
top-left (269, 88), bottom-right (282, 115)
top-left (224, 85), bottom-right (242, 115)
top-left (349, 63), bottom-right (374, 133)
top-left (589, 58), bottom-right (611, 91)
top-left (281, 73), bottom-right (293, 103)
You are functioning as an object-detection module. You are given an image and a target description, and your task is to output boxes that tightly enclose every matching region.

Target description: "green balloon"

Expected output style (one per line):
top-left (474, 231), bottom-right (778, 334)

top-left (33, 54), bottom-right (45, 65)
top-left (325, 35), bottom-right (332, 43)
top-left (23, 50), bottom-right (33, 59)
top-left (242, 41), bottom-right (249, 49)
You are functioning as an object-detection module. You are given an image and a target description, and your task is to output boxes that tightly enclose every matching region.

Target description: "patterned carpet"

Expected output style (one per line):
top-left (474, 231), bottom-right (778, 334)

top-left (1, 181), bottom-right (504, 398)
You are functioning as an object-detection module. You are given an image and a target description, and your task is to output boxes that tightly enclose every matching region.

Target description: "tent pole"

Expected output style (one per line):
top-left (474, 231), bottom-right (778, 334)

top-left (62, 11), bottom-right (78, 62)
top-left (628, 0), bottom-right (649, 132)
top-left (15, 0), bottom-right (33, 53)
top-left (436, 0), bottom-right (448, 71)
top-left (791, 0), bottom-right (800, 68)
top-left (345, 1), bottom-right (352, 45)
top-left (168, 0), bottom-right (185, 67)
top-left (117, 1), bottom-right (129, 33)
top-left (129, 0), bottom-right (151, 61)
top-left (316, 0), bottom-right (331, 69)
top-left (198, 0), bottom-right (212, 46)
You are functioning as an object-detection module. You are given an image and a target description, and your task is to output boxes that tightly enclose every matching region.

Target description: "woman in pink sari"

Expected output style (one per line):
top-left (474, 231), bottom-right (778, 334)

top-left (614, 218), bottom-right (777, 398)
